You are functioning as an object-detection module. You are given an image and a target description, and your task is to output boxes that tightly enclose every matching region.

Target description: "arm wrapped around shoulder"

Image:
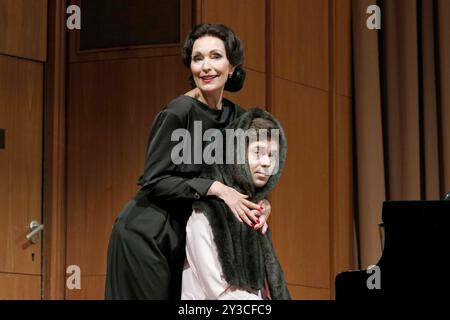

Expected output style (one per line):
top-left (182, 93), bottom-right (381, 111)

top-left (138, 110), bottom-right (214, 201)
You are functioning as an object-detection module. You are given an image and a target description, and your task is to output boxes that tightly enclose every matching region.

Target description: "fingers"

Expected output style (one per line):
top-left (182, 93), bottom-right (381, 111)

top-left (253, 214), bottom-right (266, 230)
top-left (224, 188), bottom-right (263, 228)
top-left (242, 209), bottom-right (260, 225)
top-left (240, 199), bottom-right (265, 229)
top-left (242, 199), bottom-right (263, 211)
top-left (239, 208), bottom-right (255, 228)
top-left (231, 205), bottom-right (252, 227)
top-left (231, 208), bottom-right (243, 223)
top-left (231, 205), bottom-right (267, 233)
top-left (254, 210), bottom-right (263, 217)
top-left (261, 222), bottom-right (268, 235)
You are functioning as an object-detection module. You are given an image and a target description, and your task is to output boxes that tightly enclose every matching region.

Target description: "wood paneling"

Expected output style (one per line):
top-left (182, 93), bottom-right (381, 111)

top-left (66, 56), bottom-right (189, 275)
top-left (271, 78), bottom-right (330, 288)
top-left (287, 284), bottom-right (330, 300)
top-left (270, 0), bottom-right (353, 299)
top-left (274, 0), bottom-right (329, 91)
top-left (0, 273), bottom-right (41, 299)
top-left (65, 275), bottom-right (105, 300)
top-left (224, 69), bottom-right (266, 108)
top-left (0, 0), bottom-right (48, 61)
top-left (335, 0), bottom-right (352, 97)
top-left (329, 0), bottom-right (354, 298)
top-left (0, 55), bottom-right (43, 275)
top-left (201, 0), bottom-right (266, 73)
top-left (43, 0), bottom-right (67, 300)
top-left (331, 95), bottom-right (354, 292)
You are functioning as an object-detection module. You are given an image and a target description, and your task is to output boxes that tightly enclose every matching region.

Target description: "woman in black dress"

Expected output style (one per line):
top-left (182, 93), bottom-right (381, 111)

top-left (105, 24), bottom-right (271, 300)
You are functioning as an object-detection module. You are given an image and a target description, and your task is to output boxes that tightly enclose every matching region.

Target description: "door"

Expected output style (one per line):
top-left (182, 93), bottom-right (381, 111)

top-left (0, 0), bottom-right (48, 300)
top-left (0, 55), bottom-right (44, 300)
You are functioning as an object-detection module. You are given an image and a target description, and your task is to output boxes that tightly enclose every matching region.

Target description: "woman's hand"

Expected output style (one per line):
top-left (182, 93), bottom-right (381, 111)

top-left (207, 181), bottom-right (263, 228)
top-left (255, 199), bottom-right (271, 235)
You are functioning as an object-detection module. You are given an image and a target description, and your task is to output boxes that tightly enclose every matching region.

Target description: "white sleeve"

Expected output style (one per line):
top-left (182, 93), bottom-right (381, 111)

top-left (185, 211), bottom-right (262, 300)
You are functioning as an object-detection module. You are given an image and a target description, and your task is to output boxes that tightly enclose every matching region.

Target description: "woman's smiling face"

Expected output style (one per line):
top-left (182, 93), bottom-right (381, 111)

top-left (190, 35), bottom-right (235, 94)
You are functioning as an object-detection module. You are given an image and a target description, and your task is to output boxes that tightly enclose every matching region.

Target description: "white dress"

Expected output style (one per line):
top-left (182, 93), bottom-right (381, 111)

top-left (181, 209), bottom-right (263, 300)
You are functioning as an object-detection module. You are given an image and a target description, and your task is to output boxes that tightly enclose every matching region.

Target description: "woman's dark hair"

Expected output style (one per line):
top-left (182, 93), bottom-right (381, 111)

top-left (181, 24), bottom-right (246, 92)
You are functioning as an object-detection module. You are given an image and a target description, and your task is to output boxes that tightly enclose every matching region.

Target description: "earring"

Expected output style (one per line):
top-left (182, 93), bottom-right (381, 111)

top-left (228, 73), bottom-right (232, 79)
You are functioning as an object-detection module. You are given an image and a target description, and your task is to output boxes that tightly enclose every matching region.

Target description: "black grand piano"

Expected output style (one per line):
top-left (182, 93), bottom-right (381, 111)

top-left (336, 195), bottom-right (450, 299)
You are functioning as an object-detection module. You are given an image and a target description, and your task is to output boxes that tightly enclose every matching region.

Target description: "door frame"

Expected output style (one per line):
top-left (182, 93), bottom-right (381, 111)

top-left (43, 0), bottom-right (68, 300)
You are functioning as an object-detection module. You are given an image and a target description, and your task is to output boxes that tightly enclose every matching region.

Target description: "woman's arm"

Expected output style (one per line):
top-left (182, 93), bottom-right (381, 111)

top-left (139, 108), bottom-right (263, 226)
top-left (138, 110), bottom-right (214, 201)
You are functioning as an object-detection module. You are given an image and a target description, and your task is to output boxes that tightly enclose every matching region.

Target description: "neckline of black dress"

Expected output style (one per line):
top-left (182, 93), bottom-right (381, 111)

top-left (182, 95), bottom-right (232, 114)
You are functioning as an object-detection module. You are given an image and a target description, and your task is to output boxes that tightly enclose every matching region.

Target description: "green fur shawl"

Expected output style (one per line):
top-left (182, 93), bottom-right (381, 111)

top-left (193, 108), bottom-right (291, 300)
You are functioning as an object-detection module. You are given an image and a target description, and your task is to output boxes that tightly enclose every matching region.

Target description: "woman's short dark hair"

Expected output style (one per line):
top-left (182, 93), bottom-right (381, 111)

top-left (181, 24), bottom-right (246, 92)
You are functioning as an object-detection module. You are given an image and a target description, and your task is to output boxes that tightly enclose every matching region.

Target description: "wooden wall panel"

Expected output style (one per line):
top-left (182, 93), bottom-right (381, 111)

top-left (0, 274), bottom-right (41, 299)
top-left (271, 78), bottom-right (330, 288)
top-left (0, 55), bottom-right (43, 275)
top-left (199, 0), bottom-right (267, 108)
top-left (43, 0), bottom-right (68, 300)
top-left (332, 95), bottom-right (354, 283)
top-left (224, 69), bottom-right (266, 109)
top-left (201, 0), bottom-right (266, 73)
top-left (329, 0), bottom-right (354, 298)
top-left (66, 56), bottom-right (189, 276)
top-left (274, 0), bottom-right (329, 91)
top-left (65, 276), bottom-right (106, 300)
top-left (335, 0), bottom-right (352, 97)
top-left (0, 0), bottom-right (48, 61)
top-left (288, 284), bottom-right (330, 300)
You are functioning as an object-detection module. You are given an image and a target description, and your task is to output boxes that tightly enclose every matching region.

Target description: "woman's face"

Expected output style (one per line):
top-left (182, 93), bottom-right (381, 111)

top-left (248, 139), bottom-right (279, 188)
top-left (190, 35), bottom-right (235, 94)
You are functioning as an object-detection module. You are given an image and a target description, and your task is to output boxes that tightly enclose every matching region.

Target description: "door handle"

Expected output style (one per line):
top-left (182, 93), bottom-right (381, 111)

top-left (26, 220), bottom-right (44, 244)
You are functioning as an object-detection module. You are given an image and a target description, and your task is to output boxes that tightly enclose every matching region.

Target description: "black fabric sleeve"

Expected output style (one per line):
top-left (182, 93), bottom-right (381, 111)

top-left (138, 110), bottom-right (214, 201)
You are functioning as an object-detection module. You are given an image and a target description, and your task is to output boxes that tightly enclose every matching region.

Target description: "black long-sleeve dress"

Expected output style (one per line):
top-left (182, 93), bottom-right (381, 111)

top-left (105, 95), bottom-right (245, 300)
